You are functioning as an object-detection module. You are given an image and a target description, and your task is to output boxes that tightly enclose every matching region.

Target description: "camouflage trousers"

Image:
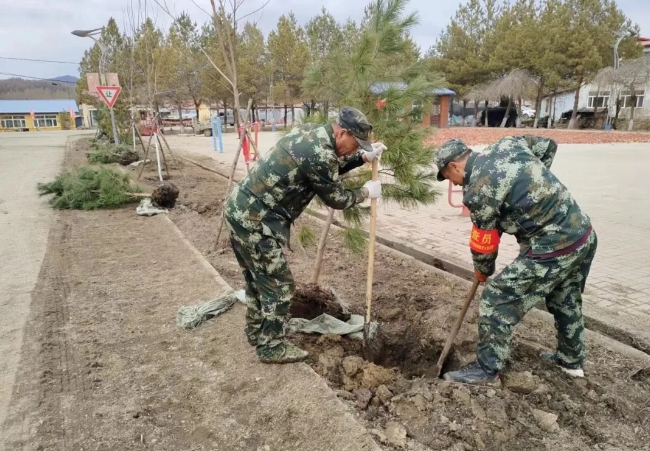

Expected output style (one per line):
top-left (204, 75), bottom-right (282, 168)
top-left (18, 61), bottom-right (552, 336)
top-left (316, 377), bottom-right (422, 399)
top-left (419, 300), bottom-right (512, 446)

top-left (225, 218), bottom-right (294, 354)
top-left (477, 230), bottom-right (598, 373)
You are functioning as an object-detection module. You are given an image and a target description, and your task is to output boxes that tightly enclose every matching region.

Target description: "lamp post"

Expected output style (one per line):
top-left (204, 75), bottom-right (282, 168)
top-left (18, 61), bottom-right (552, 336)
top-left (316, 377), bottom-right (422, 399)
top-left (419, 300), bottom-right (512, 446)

top-left (71, 27), bottom-right (119, 144)
top-left (614, 29), bottom-right (637, 70)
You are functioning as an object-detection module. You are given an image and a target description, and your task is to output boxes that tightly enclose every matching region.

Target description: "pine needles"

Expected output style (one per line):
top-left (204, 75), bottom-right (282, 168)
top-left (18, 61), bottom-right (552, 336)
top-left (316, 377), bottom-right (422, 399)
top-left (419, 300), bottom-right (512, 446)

top-left (37, 166), bottom-right (143, 210)
top-left (87, 142), bottom-right (139, 166)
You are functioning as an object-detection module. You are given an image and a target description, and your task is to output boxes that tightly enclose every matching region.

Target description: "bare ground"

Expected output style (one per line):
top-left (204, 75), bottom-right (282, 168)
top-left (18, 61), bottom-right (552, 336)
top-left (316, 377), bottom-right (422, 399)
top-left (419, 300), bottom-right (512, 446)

top-left (137, 142), bottom-right (650, 451)
top-left (1, 138), bottom-right (380, 451)
top-left (5, 137), bottom-right (648, 451)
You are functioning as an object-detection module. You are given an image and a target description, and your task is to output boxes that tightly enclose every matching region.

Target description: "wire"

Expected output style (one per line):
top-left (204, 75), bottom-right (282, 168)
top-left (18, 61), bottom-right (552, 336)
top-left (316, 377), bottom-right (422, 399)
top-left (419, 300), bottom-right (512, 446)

top-left (0, 56), bottom-right (79, 65)
top-left (0, 72), bottom-right (77, 84)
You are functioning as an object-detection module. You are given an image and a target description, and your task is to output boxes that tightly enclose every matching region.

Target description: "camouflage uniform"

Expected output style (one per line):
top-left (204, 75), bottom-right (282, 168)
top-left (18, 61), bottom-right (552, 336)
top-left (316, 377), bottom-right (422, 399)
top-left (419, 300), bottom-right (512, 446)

top-left (224, 107), bottom-right (373, 360)
top-left (435, 136), bottom-right (597, 374)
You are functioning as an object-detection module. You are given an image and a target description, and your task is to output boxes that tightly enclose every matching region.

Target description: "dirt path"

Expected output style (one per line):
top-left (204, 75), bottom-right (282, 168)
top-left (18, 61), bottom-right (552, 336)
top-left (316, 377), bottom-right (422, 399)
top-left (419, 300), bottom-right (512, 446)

top-left (1, 138), bottom-right (379, 451)
top-left (0, 132), bottom-right (69, 447)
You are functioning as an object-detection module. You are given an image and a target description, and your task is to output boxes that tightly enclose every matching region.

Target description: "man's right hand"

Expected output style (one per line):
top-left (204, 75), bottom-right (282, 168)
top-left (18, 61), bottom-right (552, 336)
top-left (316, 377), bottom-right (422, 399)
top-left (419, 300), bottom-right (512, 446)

top-left (363, 180), bottom-right (382, 199)
top-left (474, 268), bottom-right (488, 283)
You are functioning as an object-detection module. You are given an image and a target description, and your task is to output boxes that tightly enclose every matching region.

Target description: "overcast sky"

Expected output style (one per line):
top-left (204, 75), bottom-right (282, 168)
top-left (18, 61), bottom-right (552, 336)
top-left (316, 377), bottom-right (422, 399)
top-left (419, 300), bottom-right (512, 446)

top-left (0, 0), bottom-right (648, 83)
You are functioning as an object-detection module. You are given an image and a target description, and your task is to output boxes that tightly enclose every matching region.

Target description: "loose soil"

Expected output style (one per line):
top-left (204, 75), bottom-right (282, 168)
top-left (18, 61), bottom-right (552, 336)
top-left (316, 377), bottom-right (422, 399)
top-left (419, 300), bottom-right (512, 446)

top-left (132, 141), bottom-right (650, 451)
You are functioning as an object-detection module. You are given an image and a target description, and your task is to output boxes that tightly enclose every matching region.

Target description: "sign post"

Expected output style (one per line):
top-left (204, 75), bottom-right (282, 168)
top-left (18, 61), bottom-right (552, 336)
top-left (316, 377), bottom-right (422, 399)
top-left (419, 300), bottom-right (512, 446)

top-left (96, 85), bottom-right (122, 145)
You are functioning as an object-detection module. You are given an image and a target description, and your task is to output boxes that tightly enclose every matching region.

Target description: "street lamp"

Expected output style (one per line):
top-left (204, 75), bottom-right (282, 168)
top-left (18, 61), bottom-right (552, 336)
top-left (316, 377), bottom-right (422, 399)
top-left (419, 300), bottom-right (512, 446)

top-left (614, 29), bottom-right (637, 69)
top-left (71, 27), bottom-right (120, 144)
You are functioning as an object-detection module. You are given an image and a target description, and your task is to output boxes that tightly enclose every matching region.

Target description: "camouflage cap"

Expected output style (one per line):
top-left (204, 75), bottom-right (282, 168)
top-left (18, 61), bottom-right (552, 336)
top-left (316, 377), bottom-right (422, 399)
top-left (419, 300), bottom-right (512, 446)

top-left (434, 139), bottom-right (469, 181)
top-left (337, 107), bottom-right (373, 152)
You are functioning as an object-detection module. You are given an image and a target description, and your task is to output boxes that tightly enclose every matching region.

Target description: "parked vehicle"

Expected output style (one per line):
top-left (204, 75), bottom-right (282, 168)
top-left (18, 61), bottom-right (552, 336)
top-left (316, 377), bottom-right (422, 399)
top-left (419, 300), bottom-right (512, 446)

top-left (521, 106), bottom-right (536, 119)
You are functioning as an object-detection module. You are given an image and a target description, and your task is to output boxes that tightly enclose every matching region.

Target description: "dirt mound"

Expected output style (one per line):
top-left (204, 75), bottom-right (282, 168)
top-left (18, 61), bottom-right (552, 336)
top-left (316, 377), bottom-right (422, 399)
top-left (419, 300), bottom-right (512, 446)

top-left (151, 182), bottom-right (180, 208)
top-left (290, 283), bottom-right (351, 321)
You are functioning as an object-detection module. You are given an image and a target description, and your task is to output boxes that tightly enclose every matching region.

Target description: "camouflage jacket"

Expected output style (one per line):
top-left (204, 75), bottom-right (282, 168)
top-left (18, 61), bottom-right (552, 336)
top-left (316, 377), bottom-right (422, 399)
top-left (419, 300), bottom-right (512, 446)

top-left (463, 135), bottom-right (591, 276)
top-left (225, 123), bottom-right (366, 242)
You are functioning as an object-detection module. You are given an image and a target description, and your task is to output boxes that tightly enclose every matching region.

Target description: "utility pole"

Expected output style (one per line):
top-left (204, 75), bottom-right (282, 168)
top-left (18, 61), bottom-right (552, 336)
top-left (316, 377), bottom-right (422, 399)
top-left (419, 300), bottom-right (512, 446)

top-left (71, 27), bottom-right (120, 144)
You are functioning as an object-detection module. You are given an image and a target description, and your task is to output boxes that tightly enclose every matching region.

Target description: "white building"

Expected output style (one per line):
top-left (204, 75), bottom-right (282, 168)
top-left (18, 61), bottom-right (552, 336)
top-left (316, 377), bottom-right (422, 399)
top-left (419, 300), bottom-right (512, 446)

top-left (540, 83), bottom-right (649, 125)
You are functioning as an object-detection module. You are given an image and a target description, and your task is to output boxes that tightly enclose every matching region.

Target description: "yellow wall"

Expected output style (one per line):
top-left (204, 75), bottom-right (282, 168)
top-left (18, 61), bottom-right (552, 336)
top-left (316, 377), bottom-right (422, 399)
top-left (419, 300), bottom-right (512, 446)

top-left (198, 103), bottom-right (212, 122)
top-left (0, 113), bottom-right (70, 132)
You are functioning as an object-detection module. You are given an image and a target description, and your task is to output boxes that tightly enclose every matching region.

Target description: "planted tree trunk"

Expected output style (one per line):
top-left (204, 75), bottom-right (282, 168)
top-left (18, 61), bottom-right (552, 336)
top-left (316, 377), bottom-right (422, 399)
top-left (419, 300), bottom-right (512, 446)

top-left (323, 101), bottom-right (329, 118)
top-left (628, 95), bottom-right (636, 131)
top-left (473, 102), bottom-right (478, 126)
top-left (614, 97), bottom-right (621, 130)
top-left (311, 208), bottom-right (335, 284)
top-left (533, 78), bottom-right (544, 128)
top-left (213, 98), bottom-right (254, 251)
top-left (568, 75), bottom-right (583, 129)
top-left (284, 104), bottom-right (288, 129)
top-left (516, 97), bottom-right (523, 127)
top-left (484, 100), bottom-right (489, 127)
top-left (461, 100), bottom-right (467, 126)
top-left (500, 96), bottom-right (512, 128)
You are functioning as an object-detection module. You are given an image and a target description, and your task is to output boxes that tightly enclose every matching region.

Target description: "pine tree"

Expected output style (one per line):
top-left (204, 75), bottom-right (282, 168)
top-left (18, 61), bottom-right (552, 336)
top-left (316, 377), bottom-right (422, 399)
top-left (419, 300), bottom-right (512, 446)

top-left (302, 0), bottom-right (445, 281)
top-left (267, 14), bottom-right (310, 127)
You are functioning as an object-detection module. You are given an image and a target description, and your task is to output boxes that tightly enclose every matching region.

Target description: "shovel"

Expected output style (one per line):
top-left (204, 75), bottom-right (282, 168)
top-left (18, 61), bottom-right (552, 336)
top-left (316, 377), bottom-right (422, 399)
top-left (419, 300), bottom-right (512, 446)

top-left (431, 278), bottom-right (481, 378)
top-left (363, 157), bottom-right (382, 362)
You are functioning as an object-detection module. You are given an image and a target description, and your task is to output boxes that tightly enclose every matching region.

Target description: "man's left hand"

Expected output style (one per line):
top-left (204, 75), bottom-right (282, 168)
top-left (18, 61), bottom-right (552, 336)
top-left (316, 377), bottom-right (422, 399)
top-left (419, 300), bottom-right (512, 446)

top-left (474, 269), bottom-right (488, 283)
top-left (362, 142), bottom-right (387, 162)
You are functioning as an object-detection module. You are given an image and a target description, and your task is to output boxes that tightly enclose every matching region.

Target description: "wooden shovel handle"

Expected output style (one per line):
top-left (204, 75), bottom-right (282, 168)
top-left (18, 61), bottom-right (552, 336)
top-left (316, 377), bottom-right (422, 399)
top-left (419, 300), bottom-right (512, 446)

top-left (434, 279), bottom-right (481, 377)
top-left (365, 158), bottom-right (380, 324)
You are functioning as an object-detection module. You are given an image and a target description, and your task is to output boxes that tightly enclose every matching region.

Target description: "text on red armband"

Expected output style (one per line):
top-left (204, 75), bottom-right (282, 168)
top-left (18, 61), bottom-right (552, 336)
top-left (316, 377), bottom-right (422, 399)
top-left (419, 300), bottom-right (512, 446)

top-left (469, 225), bottom-right (500, 254)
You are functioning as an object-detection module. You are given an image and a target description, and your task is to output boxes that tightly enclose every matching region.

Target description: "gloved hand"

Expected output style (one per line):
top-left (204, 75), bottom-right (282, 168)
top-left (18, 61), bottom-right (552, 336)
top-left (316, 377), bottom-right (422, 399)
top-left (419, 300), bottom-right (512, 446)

top-left (363, 180), bottom-right (382, 199)
top-left (474, 268), bottom-right (488, 283)
top-left (362, 142), bottom-right (387, 162)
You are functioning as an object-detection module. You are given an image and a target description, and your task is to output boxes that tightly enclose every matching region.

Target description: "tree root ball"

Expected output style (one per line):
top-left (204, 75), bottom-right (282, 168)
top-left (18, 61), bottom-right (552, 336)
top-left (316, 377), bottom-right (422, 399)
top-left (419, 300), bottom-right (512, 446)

top-left (291, 283), bottom-right (351, 321)
top-left (119, 150), bottom-right (140, 166)
top-left (151, 182), bottom-right (180, 208)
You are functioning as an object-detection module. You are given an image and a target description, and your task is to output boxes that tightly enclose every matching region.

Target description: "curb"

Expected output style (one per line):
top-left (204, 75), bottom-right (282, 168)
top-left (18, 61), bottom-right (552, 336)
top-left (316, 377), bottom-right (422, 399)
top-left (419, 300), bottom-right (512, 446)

top-left (176, 150), bottom-right (650, 360)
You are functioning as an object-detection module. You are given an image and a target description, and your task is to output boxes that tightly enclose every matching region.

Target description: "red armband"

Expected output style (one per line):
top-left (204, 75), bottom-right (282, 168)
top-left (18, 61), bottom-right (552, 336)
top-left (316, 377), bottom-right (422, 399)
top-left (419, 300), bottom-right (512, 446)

top-left (469, 225), bottom-right (500, 254)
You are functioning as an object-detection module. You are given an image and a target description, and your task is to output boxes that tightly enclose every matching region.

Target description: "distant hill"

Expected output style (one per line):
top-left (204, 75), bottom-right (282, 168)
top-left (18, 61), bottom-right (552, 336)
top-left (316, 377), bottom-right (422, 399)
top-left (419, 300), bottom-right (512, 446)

top-left (51, 75), bottom-right (78, 83)
top-left (0, 75), bottom-right (78, 100)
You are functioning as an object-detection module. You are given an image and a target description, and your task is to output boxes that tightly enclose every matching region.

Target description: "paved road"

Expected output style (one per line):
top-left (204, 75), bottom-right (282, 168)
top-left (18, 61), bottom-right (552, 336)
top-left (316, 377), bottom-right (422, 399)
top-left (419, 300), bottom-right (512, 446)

top-left (165, 132), bottom-right (650, 331)
top-left (0, 131), bottom-right (77, 439)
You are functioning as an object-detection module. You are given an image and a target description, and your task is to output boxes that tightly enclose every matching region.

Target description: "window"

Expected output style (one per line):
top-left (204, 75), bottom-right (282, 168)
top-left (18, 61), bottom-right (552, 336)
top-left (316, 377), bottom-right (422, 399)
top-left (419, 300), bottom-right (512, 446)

top-left (34, 114), bottom-right (58, 128)
top-left (587, 91), bottom-right (610, 108)
top-left (620, 91), bottom-right (645, 108)
top-left (411, 100), bottom-right (424, 122)
top-left (1, 115), bottom-right (26, 129)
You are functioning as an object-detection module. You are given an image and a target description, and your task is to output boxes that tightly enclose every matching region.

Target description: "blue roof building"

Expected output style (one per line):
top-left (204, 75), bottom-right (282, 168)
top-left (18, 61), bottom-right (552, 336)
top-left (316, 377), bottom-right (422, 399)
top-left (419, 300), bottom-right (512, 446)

top-left (0, 99), bottom-right (80, 131)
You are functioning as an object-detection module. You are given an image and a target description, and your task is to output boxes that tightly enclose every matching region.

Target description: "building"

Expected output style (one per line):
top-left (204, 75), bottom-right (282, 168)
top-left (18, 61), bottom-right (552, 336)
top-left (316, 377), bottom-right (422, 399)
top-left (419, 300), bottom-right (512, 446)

top-left (0, 99), bottom-right (80, 132)
top-left (540, 82), bottom-right (649, 126)
top-left (369, 82), bottom-right (456, 128)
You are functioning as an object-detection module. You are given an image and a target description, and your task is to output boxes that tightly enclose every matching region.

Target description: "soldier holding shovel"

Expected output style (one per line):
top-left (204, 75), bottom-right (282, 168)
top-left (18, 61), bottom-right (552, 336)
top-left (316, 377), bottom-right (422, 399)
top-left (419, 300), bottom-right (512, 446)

top-left (224, 107), bottom-right (386, 364)
top-left (434, 136), bottom-right (597, 385)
